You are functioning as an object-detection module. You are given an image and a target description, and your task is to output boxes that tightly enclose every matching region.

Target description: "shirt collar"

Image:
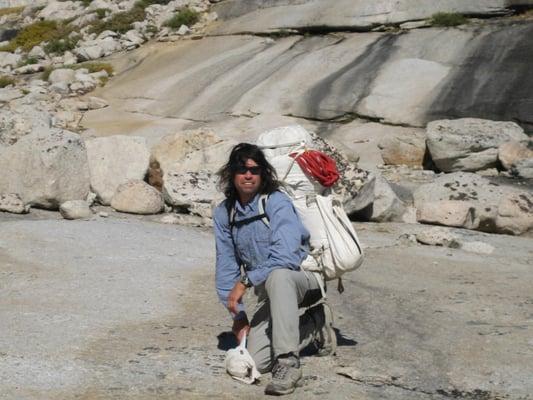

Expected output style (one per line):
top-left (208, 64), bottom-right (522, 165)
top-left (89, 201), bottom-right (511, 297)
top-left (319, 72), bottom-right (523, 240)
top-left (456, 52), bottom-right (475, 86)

top-left (234, 193), bottom-right (260, 214)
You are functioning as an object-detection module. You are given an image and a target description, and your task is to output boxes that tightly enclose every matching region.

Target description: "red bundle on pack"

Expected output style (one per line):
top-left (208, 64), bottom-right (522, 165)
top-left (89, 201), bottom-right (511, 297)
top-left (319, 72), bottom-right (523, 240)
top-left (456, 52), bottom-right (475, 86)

top-left (290, 150), bottom-right (340, 187)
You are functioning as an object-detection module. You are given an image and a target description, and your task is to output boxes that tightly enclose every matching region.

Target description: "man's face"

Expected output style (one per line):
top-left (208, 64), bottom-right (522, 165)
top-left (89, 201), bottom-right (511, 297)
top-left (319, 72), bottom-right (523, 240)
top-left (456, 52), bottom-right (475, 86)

top-left (233, 158), bottom-right (262, 204)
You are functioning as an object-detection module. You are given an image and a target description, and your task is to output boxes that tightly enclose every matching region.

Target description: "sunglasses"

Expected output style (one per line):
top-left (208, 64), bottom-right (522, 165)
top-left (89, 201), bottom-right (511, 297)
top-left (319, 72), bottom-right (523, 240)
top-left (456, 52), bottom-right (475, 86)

top-left (235, 166), bottom-right (262, 175)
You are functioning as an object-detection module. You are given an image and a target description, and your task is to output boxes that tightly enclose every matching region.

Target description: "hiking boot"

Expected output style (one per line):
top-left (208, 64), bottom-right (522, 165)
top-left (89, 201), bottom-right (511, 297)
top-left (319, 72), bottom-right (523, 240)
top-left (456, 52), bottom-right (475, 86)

top-left (264, 354), bottom-right (302, 396)
top-left (312, 302), bottom-right (337, 357)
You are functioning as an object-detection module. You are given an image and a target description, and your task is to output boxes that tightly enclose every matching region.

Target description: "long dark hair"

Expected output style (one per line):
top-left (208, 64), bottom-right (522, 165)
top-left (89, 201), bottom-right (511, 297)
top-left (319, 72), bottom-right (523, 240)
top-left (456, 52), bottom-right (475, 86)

top-left (217, 143), bottom-right (280, 211)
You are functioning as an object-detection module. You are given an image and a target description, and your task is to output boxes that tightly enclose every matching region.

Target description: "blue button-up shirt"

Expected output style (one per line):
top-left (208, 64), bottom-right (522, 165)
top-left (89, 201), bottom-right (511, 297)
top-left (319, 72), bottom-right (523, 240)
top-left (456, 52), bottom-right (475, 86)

top-left (213, 191), bottom-right (310, 318)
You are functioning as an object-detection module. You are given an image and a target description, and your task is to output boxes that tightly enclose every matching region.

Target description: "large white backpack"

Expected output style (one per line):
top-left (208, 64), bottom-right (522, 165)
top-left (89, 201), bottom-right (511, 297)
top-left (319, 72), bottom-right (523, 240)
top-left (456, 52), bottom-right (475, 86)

top-left (256, 125), bottom-right (364, 292)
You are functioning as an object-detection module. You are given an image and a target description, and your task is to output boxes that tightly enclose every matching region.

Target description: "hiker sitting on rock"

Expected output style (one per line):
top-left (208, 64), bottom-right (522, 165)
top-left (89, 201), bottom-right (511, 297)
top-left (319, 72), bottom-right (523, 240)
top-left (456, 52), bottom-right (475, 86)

top-left (213, 143), bottom-right (336, 395)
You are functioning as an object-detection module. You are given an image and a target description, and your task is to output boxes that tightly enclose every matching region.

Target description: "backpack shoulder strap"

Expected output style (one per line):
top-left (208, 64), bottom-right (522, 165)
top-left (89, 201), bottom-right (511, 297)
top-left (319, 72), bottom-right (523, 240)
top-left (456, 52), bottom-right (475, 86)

top-left (229, 194), bottom-right (271, 229)
top-left (258, 193), bottom-right (270, 227)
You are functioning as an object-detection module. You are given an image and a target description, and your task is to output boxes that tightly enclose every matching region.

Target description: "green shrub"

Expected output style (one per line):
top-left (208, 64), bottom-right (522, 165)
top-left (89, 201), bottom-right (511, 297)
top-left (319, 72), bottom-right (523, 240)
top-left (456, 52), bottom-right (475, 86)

top-left (145, 25), bottom-right (158, 34)
top-left (89, 6), bottom-right (146, 35)
top-left (41, 66), bottom-right (54, 81)
top-left (98, 75), bottom-right (109, 86)
top-left (163, 7), bottom-right (200, 29)
top-left (62, 0), bottom-right (93, 6)
top-left (95, 8), bottom-right (108, 19)
top-left (18, 56), bottom-right (39, 66)
top-left (430, 12), bottom-right (467, 27)
top-left (0, 75), bottom-right (15, 88)
top-left (0, 20), bottom-right (72, 52)
top-left (44, 35), bottom-right (80, 55)
top-left (135, 0), bottom-right (172, 8)
top-left (76, 62), bottom-right (114, 75)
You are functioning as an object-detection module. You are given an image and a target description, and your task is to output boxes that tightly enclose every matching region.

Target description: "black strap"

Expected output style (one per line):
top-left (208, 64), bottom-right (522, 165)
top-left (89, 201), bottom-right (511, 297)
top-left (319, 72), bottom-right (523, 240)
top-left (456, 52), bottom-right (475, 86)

top-left (230, 213), bottom-right (268, 228)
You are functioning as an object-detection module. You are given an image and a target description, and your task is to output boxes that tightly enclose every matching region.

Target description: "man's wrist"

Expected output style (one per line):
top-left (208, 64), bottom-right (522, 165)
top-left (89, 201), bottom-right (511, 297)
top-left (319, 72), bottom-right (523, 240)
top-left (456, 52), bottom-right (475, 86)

top-left (233, 311), bottom-right (247, 321)
top-left (239, 274), bottom-right (253, 288)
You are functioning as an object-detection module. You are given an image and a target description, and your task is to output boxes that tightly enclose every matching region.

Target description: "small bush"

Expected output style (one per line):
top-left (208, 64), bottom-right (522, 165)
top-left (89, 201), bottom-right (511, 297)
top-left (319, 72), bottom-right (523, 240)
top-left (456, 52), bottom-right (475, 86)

top-left (164, 8), bottom-right (200, 29)
top-left (44, 35), bottom-right (80, 55)
top-left (95, 8), bottom-right (108, 19)
top-left (0, 6), bottom-right (24, 17)
top-left (89, 6), bottom-right (146, 35)
top-left (135, 0), bottom-right (172, 8)
top-left (18, 56), bottom-right (39, 66)
top-left (430, 12), bottom-right (467, 27)
top-left (67, 0), bottom-right (93, 6)
top-left (145, 25), bottom-right (158, 34)
top-left (41, 66), bottom-right (54, 81)
top-left (76, 62), bottom-right (114, 75)
top-left (0, 20), bottom-right (72, 52)
top-left (0, 75), bottom-right (15, 88)
top-left (98, 75), bottom-right (109, 86)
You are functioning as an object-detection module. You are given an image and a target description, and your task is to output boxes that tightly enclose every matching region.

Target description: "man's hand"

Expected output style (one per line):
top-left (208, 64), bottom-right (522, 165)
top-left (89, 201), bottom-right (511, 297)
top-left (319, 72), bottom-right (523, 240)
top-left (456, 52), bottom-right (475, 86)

top-left (227, 281), bottom-right (247, 315)
top-left (232, 316), bottom-right (250, 344)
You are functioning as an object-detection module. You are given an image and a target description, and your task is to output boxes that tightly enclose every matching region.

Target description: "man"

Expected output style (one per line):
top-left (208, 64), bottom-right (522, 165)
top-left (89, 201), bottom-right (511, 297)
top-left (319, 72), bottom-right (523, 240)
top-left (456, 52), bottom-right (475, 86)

top-left (213, 143), bottom-right (336, 395)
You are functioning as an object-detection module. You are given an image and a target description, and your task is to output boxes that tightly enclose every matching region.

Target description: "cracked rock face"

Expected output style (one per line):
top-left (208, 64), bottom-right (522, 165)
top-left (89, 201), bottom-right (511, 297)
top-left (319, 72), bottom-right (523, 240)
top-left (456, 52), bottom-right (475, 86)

top-left (210, 0), bottom-right (527, 34)
top-left (84, 23), bottom-right (533, 134)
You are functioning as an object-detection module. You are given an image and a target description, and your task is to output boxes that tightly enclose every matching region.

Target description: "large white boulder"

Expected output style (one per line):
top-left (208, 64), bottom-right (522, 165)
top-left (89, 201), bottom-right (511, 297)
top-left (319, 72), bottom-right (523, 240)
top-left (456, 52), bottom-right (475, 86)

top-left (0, 129), bottom-right (91, 209)
top-left (85, 135), bottom-right (150, 205)
top-left (416, 200), bottom-right (477, 229)
top-left (413, 172), bottom-right (530, 234)
top-left (426, 118), bottom-right (528, 172)
top-left (75, 43), bottom-right (105, 61)
top-left (48, 68), bottom-right (77, 85)
top-left (110, 179), bottom-right (164, 215)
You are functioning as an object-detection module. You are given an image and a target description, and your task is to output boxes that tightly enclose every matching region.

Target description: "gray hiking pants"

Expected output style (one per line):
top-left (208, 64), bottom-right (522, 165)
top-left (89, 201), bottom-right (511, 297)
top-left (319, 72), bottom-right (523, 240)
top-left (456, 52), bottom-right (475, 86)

top-left (247, 268), bottom-right (324, 373)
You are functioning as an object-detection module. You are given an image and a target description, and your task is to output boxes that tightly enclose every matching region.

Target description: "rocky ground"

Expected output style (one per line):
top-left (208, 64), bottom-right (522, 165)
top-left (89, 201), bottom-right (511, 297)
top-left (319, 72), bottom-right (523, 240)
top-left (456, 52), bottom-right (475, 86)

top-left (1, 210), bottom-right (532, 399)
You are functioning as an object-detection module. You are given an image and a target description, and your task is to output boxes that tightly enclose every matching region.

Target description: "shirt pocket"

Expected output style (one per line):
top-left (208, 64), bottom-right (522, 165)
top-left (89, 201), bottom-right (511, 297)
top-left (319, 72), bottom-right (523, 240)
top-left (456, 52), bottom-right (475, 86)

top-left (253, 225), bottom-right (271, 254)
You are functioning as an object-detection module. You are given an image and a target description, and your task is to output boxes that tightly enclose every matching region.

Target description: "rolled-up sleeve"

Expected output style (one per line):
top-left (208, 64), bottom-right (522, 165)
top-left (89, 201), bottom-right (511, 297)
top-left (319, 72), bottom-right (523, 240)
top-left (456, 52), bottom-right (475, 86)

top-left (247, 193), bottom-right (309, 286)
top-left (213, 203), bottom-right (245, 319)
